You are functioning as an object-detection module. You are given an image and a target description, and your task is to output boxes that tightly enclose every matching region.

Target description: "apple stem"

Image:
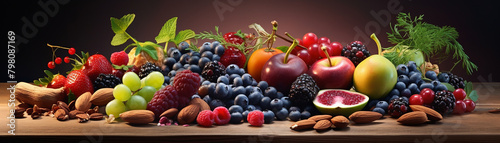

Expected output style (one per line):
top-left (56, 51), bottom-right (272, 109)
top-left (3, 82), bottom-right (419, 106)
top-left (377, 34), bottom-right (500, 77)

top-left (370, 33), bottom-right (382, 55)
top-left (284, 39), bottom-right (298, 64)
top-left (321, 45), bottom-right (333, 67)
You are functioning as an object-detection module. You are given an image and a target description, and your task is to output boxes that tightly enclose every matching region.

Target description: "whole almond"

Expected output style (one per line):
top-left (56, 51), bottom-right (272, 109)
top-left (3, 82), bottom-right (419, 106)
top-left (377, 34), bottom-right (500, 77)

top-left (54, 109), bottom-right (68, 121)
top-left (76, 92), bottom-right (92, 112)
top-left (90, 113), bottom-right (104, 120)
top-left (76, 113), bottom-right (90, 120)
top-left (177, 104), bottom-right (201, 125)
top-left (410, 105), bottom-right (443, 121)
top-left (290, 119), bottom-right (316, 131)
top-left (314, 120), bottom-right (332, 131)
top-left (69, 110), bottom-right (85, 119)
top-left (189, 98), bottom-right (210, 111)
top-left (308, 115), bottom-right (333, 122)
top-left (349, 111), bottom-right (382, 124)
top-left (397, 111), bottom-right (428, 125)
top-left (331, 115), bottom-right (350, 129)
top-left (90, 88), bottom-right (114, 106)
top-left (160, 108), bottom-right (179, 119)
top-left (120, 110), bottom-right (155, 124)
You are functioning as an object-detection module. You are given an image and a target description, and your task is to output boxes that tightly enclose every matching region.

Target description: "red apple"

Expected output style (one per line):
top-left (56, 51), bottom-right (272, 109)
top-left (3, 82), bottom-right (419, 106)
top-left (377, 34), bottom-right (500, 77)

top-left (308, 56), bottom-right (355, 89)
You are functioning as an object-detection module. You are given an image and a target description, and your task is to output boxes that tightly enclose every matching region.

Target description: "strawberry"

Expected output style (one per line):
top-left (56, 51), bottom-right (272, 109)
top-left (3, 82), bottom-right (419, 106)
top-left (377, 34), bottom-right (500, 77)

top-left (73, 52), bottom-right (113, 81)
top-left (33, 70), bottom-right (66, 89)
top-left (65, 70), bottom-right (94, 97)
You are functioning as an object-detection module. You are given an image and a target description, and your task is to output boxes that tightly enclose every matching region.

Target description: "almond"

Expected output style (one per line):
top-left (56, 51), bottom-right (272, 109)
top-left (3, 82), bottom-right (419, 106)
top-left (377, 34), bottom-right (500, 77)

top-left (349, 111), bottom-right (382, 124)
top-left (314, 120), bottom-right (332, 131)
top-left (308, 115), bottom-right (333, 122)
top-left (331, 115), bottom-right (350, 129)
top-left (397, 111), bottom-right (428, 125)
top-left (75, 92), bottom-right (92, 112)
top-left (290, 119), bottom-right (317, 131)
top-left (177, 103), bottom-right (201, 125)
top-left (410, 105), bottom-right (443, 121)
top-left (90, 88), bottom-right (114, 106)
top-left (189, 98), bottom-right (210, 111)
top-left (54, 109), bottom-right (67, 121)
top-left (120, 110), bottom-right (155, 124)
top-left (69, 110), bottom-right (85, 119)
top-left (90, 113), bottom-right (104, 120)
top-left (76, 113), bottom-right (90, 120)
top-left (160, 108), bottom-right (179, 119)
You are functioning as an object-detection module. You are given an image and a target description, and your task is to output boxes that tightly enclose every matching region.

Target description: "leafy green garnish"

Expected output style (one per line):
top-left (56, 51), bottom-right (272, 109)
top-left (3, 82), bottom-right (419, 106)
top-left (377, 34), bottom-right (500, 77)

top-left (155, 17), bottom-right (196, 49)
top-left (385, 13), bottom-right (478, 75)
top-left (463, 81), bottom-right (478, 102)
top-left (34, 70), bottom-right (57, 86)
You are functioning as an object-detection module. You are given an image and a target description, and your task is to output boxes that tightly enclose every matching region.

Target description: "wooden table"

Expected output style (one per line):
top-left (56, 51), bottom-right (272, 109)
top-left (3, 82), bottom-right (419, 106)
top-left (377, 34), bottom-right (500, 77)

top-left (1, 83), bottom-right (499, 142)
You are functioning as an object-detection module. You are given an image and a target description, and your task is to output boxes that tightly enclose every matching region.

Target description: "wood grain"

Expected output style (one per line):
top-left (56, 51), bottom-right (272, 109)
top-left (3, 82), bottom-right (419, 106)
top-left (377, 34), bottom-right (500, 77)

top-left (1, 83), bottom-right (499, 142)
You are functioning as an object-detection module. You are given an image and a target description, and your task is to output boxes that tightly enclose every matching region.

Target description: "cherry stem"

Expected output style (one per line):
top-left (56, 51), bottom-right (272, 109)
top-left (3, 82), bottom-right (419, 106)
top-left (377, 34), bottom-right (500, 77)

top-left (370, 33), bottom-right (382, 55)
top-left (321, 45), bottom-right (333, 67)
top-left (283, 39), bottom-right (298, 64)
top-left (276, 33), bottom-right (307, 50)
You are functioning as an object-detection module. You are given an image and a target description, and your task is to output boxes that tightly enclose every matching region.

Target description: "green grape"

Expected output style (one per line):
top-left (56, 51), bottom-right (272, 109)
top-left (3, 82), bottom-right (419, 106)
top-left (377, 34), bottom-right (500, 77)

top-left (137, 86), bottom-right (157, 102)
top-left (113, 84), bottom-right (132, 101)
top-left (141, 78), bottom-right (146, 88)
top-left (145, 71), bottom-right (164, 89)
top-left (123, 72), bottom-right (141, 91)
top-left (126, 95), bottom-right (147, 110)
top-left (106, 99), bottom-right (127, 118)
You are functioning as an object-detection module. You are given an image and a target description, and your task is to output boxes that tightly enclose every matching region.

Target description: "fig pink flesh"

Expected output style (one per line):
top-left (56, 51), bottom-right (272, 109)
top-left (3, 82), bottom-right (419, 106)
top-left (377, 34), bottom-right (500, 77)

top-left (317, 90), bottom-right (365, 105)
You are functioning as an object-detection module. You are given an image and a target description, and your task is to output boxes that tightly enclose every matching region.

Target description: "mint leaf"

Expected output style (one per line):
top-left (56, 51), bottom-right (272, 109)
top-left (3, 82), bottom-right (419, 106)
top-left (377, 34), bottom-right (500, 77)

top-left (173, 29), bottom-right (195, 45)
top-left (276, 46), bottom-right (289, 53)
top-left (468, 90), bottom-right (478, 102)
top-left (442, 83), bottom-right (455, 92)
top-left (464, 81), bottom-right (473, 95)
top-left (110, 14), bottom-right (135, 46)
top-left (111, 33), bottom-right (130, 46)
top-left (156, 17), bottom-right (178, 44)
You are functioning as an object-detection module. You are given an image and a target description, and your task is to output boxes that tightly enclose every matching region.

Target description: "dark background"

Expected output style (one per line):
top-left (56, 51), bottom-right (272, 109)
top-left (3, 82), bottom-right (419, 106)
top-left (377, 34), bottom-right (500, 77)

top-left (4, 0), bottom-right (499, 82)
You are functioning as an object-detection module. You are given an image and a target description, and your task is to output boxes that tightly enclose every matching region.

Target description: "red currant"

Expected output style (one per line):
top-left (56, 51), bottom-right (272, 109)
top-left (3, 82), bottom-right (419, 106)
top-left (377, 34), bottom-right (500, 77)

top-left (464, 99), bottom-right (476, 112)
top-left (453, 88), bottom-right (467, 101)
top-left (317, 37), bottom-right (330, 45)
top-left (302, 33), bottom-right (318, 48)
top-left (47, 61), bottom-right (55, 69)
top-left (330, 42), bottom-right (342, 56)
top-left (307, 43), bottom-right (320, 62)
top-left (409, 94), bottom-right (424, 105)
top-left (317, 43), bottom-right (333, 59)
top-left (453, 100), bottom-right (466, 115)
top-left (55, 57), bottom-right (62, 64)
top-left (68, 47), bottom-right (76, 55)
top-left (420, 88), bottom-right (435, 105)
top-left (296, 49), bottom-right (311, 65)
top-left (64, 56), bottom-right (70, 63)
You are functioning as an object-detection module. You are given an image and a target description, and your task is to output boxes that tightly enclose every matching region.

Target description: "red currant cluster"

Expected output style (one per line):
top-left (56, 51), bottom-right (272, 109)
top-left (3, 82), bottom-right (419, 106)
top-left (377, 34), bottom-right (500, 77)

top-left (291, 33), bottom-right (343, 65)
top-left (46, 44), bottom-right (76, 69)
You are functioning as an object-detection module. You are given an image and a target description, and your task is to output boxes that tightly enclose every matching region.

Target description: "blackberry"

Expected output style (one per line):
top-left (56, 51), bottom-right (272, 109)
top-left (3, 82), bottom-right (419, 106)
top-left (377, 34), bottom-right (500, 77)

top-left (341, 41), bottom-right (371, 66)
top-left (445, 72), bottom-right (465, 89)
top-left (288, 74), bottom-right (320, 109)
top-left (387, 97), bottom-right (409, 118)
top-left (201, 61), bottom-right (226, 82)
top-left (432, 90), bottom-right (456, 115)
top-left (139, 62), bottom-right (161, 79)
top-left (93, 74), bottom-right (121, 91)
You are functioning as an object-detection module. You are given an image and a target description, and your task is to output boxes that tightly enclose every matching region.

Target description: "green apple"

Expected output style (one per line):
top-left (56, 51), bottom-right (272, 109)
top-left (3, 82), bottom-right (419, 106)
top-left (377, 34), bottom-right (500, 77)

top-left (353, 55), bottom-right (397, 99)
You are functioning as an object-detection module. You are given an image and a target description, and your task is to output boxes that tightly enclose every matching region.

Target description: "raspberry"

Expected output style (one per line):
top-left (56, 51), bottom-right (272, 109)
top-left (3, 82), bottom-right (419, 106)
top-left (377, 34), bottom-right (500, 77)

top-left (173, 70), bottom-right (201, 98)
top-left (110, 51), bottom-right (129, 66)
top-left (197, 110), bottom-right (215, 127)
top-left (213, 107), bottom-right (231, 125)
top-left (247, 110), bottom-right (264, 127)
top-left (146, 85), bottom-right (179, 119)
top-left (177, 96), bottom-right (191, 109)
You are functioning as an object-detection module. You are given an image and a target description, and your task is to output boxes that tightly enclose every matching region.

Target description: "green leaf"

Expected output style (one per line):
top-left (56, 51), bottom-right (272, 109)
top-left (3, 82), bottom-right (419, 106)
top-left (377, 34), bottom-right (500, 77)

top-left (33, 80), bottom-right (42, 86)
top-left (442, 83), bottom-right (455, 92)
top-left (111, 32), bottom-right (130, 46)
top-left (155, 17), bottom-right (178, 44)
top-left (67, 90), bottom-right (76, 103)
top-left (173, 29), bottom-right (195, 45)
top-left (464, 81), bottom-right (473, 96)
top-left (468, 90), bottom-right (478, 102)
top-left (44, 70), bottom-right (53, 78)
top-left (110, 14), bottom-right (135, 46)
top-left (276, 46), bottom-right (289, 53)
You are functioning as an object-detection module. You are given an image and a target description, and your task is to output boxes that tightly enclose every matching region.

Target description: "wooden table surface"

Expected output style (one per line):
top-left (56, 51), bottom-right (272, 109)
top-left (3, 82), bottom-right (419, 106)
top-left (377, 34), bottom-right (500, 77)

top-left (1, 82), bottom-right (499, 143)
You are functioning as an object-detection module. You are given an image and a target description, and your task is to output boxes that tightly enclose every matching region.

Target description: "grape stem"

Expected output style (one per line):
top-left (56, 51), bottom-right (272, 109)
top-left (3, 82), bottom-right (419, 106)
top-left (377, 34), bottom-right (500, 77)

top-left (370, 33), bottom-right (382, 55)
top-left (321, 45), bottom-right (333, 67)
top-left (47, 43), bottom-right (71, 62)
top-left (283, 39), bottom-right (298, 64)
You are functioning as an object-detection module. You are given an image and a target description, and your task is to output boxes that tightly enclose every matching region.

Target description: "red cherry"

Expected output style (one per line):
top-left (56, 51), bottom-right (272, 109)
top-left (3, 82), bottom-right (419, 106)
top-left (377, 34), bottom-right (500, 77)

top-left (329, 42), bottom-right (343, 56)
top-left (47, 61), bottom-right (55, 69)
top-left (453, 100), bottom-right (466, 115)
top-left (307, 43), bottom-right (320, 62)
top-left (55, 57), bottom-right (62, 64)
top-left (409, 94), bottom-right (424, 105)
top-left (64, 56), bottom-right (70, 63)
top-left (302, 33), bottom-right (318, 48)
top-left (463, 99), bottom-right (476, 112)
top-left (453, 88), bottom-right (467, 101)
top-left (296, 49), bottom-right (311, 65)
top-left (68, 47), bottom-right (76, 55)
top-left (317, 43), bottom-right (333, 59)
top-left (317, 37), bottom-right (330, 45)
top-left (420, 88), bottom-right (435, 105)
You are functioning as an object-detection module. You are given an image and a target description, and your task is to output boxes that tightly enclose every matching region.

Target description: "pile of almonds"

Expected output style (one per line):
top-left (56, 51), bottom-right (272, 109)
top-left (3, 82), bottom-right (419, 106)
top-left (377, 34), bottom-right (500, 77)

top-left (290, 111), bottom-right (383, 131)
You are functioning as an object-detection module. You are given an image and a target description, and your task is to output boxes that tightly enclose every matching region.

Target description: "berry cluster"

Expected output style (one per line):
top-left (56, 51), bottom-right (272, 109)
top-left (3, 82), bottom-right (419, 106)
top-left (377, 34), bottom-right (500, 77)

top-left (341, 41), bottom-right (371, 66)
top-left (46, 44), bottom-right (76, 69)
top-left (291, 33), bottom-right (344, 66)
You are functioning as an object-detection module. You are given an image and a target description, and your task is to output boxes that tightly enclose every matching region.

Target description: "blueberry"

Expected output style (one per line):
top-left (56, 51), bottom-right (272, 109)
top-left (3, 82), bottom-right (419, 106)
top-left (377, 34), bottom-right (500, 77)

top-left (407, 61), bottom-right (418, 72)
top-left (167, 47), bottom-right (176, 56)
top-left (289, 106), bottom-right (301, 113)
top-left (375, 101), bottom-right (389, 110)
top-left (248, 92), bottom-right (263, 105)
top-left (226, 64), bottom-right (240, 75)
top-left (201, 51), bottom-right (214, 61)
top-left (202, 80), bottom-right (211, 86)
top-left (200, 42), bottom-right (211, 54)
top-left (275, 107), bottom-right (289, 120)
top-left (398, 75), bottom-right (410, 85)
top-left (228, 74), bottom-right (240, 82)
top-left (401, 88), bottom-right (412, 98)
top-left (372, 107), bottom-right (386, 115)
top-left (288, 111), bottom-right (301, 121)
top-left (434, 84), bottom-right (448, 92)
top-left (241, 74), bottom-right (253, 86)
top-left (264, 87), bottom-right (278, 99)
top-left (276, 92), bottom-right (284, 99)
top-left (396, 64), bottom-right (409, 75)
top-left (214, 83), bottom-right (229, 99)
top-left (189, 51), bottom-right (201, 57)
top-left (214, 45), bottom-right (225, 56)
top-left (409, 73), bottom-right (422, 83)
top-left (232, 86), bottom-right (246, 97)
top-left (408, 83), bottom-right (420, 94)
top-left (252, 80), bottom-right (258, 86)
top-left (425, 71), bottom-right (437, 80)
top-left (234, 94), bottom-right (249, 108)
top-left (395, 82), bottom-right (406, 92)
top-left (364, 99), bottom-right (379, 110)
top-left (163, 76), bottom-right (170, 85)
top-left (242, 111), bottom-right (249, 122)
top-left (304, 105), bottom-right (320, 115)
top-left (246, 105), bottom-right (256, 111)
top-left (177, 41), bottom-right (191, 54)
top-left (388, 89), bottom-right (400, 97)
top-left (233, 77), bottom-right (243, 87)
top-left (183, 64), bottom-right (190, 69)
top-left (238, 68), bottom-right (245, 75)
top-left (260, 97), bottom-right (272, 110)
top-left (245, 86), bottom-right (254, 95)
top-left (408, 71), bottom-right (417, 78)
top-left (170, 49), bottom-right (182, 61)
top-left (270, 99), bottom-right (283, 112)
top-left (188, 56), bottom-right (200, 65)
top-left (217, 76), bottom-right (229, 84)
top-left (263, 110), bottom-right (275, 124)
top-left (163, 57), bottom-right (176, 70)
top-left (430, 80), bottom-right (441, 89)
top-left (172, 63), bottom-right (183, 71)
top-left (300, 111), bottom-right (311, 119)
top-left (281, 97), bottom-right (291, 109)
top-left (228, 105), bottom-right (243, 114)
top-left (212, 55), bottom-right (220, 62)
top-left (203, 95), bottom-right (212, 103)
top-left (419, 83), bottom-right (434, 91)
top-left (389, 95), bottom-right (400, 102)
top-left (191, 94), bottom-right (201, 99)
top-left (187, 65), bottom-right (201, 74)
top-left (198, 57), bottom-right (211, 69)
top-left (252, 87), bottom-right (263, 94)
top-left (207, 83), bottom-right (217, 97)
top-left (257, 81), bottom-right (269, 92)
top-left (225, 99), bottom-right (234, 108)
top-left (437, 73), bottom-right (450, 83)
top-left (167, 70), bottom-right (177, 77)
top-left (209, 99), bottom-right (225, 110)
top-left (229, 112), bottom-right (243, 124)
